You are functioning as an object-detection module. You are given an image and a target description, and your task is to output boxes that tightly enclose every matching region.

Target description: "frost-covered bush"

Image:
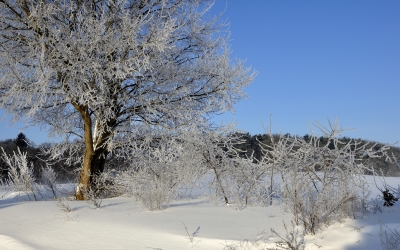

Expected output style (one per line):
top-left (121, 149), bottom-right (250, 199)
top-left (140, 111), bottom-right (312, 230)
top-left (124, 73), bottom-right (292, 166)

top-left (183, 126), bottom-right (271, 209)
top-left (131, 168), bottom-right (176, 211)
top-left (41, 165), bottom-right (58, 198)
top-left (271, 220), bottom-right (305, 250)
top-left (220, 158), bottom-right (272, 209)
top-left (1, 147), bottom-right (37, 200)
top-left (259, 120), bottom-right (389, 234)
top-left (279, 169), bottom-right (359, 235)
top-left (107, 131), bottom-right (206, 210)
top-left (85, 170), bottom-right (123, 199)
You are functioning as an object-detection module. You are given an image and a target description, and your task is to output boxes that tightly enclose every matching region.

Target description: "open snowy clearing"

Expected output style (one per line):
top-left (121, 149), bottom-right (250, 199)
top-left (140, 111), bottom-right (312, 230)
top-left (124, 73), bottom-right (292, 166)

top-left (0, 176), bottom-right (399, 250)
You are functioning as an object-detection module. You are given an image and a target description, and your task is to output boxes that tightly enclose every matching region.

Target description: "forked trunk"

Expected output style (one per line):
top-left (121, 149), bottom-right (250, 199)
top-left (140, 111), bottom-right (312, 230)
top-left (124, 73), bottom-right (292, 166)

top-left (72, 101), bottom-right (114, 200)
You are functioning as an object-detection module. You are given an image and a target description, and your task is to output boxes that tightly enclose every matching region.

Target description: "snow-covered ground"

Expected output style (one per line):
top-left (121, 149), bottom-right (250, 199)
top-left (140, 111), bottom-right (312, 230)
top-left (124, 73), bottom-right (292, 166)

top-left (0, 176), bottom-right (399, 250)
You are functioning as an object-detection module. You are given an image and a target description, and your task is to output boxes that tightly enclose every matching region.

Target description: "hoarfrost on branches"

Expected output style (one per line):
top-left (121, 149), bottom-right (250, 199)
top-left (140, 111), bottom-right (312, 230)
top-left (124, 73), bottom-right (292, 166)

top-left (1, 147), bottom-right (37, 201)
top-left (258, 119), bottom-right (390, 234)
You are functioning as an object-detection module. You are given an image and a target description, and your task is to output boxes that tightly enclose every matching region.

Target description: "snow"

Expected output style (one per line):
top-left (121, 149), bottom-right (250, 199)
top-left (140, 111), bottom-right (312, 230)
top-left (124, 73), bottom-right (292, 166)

top-left (0, 175), bottom-right (399, 250)
top-left (0, 235), bottom-right (35, 250)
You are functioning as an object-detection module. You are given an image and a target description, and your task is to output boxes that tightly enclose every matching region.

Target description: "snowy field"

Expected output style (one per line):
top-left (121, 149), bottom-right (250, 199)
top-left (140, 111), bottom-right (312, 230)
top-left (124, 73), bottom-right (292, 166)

top-left (0, 176), bottom-right (399, 250)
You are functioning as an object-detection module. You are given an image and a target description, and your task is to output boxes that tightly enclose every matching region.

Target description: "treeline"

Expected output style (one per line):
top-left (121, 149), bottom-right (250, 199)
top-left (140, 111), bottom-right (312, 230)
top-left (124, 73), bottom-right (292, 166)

top-left (1, 132), bottom-right (400, 182)
top-left (0, 133), bottom-right (127, 182)
top-left (234, 132), bottom-right (400, 176)
top-left (0, 133), bottom-right (78, 182)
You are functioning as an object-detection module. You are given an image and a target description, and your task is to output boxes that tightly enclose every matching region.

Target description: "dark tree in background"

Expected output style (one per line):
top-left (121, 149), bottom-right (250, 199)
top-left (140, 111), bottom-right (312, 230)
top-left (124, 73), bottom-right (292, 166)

top-left (15, 132), bottom-right (28, 150)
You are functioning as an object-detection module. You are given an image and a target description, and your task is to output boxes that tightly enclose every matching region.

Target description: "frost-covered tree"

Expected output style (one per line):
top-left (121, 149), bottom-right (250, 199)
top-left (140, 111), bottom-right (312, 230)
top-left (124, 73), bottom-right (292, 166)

top-left (0, 0), bottom-right (254, 199)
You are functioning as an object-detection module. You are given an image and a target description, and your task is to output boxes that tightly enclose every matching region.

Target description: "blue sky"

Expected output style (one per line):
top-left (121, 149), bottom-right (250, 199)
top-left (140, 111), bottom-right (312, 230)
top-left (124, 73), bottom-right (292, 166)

top-left (210, 0), bottom-right (400, 144)
top-left (0, 1), bottom-right (399, 145)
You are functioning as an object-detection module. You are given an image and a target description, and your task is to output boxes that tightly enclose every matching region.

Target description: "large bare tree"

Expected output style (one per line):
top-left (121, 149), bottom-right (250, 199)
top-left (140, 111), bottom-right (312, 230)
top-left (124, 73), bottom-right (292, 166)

top-left (0, 0), bottom-right (254, 199)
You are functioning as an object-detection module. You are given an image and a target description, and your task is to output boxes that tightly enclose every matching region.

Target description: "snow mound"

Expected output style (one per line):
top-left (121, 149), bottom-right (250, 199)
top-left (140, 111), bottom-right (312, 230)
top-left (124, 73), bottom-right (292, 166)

top-left (0, 235), bottom-right (36, 250)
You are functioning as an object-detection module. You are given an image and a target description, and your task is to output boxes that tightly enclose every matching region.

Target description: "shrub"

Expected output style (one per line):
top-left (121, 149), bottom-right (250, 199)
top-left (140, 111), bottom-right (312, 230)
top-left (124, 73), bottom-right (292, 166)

top-left (382, 189), bottom-right (398, 207)
top-left (380, 223), bottom-right (400, 250)
top-left (41, 165), bottom-right (58, 198)
top-left (1, 147), bottom-right (37, 200)
top-left (259, 120), bottom-right (387, 234)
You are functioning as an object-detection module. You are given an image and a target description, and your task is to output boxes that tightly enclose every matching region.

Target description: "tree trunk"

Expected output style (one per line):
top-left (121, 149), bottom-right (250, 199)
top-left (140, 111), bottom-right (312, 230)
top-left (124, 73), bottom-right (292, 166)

top-left (72, 102), bottom-right (114, 200)
top-left (210, 165), bottom-right (229, 205)
top-left (75, 105), bottom-right (95, 200)
top-left (76, 149), bottom-right (109, 200)
top-left (91, 148), bottom-right (109, 176)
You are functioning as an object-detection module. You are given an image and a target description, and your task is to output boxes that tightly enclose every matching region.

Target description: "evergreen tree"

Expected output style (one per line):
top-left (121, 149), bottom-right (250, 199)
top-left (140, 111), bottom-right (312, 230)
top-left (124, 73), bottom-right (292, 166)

top-left (15, 133), bottom-right (28, 149)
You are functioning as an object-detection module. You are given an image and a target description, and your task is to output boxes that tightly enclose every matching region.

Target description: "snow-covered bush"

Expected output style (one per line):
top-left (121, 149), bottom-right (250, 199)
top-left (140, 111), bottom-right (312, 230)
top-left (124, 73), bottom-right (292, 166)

top-left (130, 167), bottom-right (177, 211)
top-left (56, 197), bottom-right (73, 213)
top-left (182, 126), bottom-right (271, 209)
top-left (84, 186), bottom-right (103, 209)
top-left (279, 168), bottom-right (358, 235)
top-left (270, 220), bottom-right (305, 250)
top-left (86, 170), bottom-right (123, 199)
top-left (221, 157), bottom-right (272, 209)
top-left (106, 130), bottom-right (206, 210)
top-left (1, 147), bottom-right (37, 201)
top-left (41, 165), bottom-right (58, 198)
top-left (259, 120), bottom-right (389, 234)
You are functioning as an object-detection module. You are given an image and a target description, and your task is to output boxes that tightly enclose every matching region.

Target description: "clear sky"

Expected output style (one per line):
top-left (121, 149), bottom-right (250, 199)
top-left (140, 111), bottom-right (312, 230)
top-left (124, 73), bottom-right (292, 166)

top-left (210, 0), bottom-right (400, 144)
top-left (0, 0), bottom-right (399, 145)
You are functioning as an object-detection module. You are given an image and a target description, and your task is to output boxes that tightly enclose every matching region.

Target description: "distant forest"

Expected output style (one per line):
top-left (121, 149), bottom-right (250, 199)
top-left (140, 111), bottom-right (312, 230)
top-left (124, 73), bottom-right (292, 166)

top-left (0, 133), bottom-right (78, 182)
top-left (235, 132), bottom-right (400, 177)
top-left (1, 132), bottom-right (399, 182)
